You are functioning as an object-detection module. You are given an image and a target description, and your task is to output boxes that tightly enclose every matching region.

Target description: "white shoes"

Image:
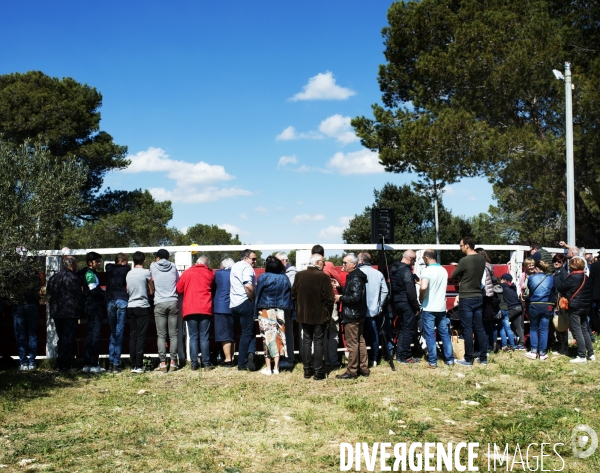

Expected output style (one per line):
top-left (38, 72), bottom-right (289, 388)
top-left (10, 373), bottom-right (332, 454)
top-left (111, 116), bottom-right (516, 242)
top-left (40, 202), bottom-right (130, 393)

top-left (570, 356), bottom-right (587, 364)
top-left (261, 368), bottom-right (272, 376)
top-left (588, 354), bottom-right (596, 361)
top-left (272, 369), bottom-right (280, 375)
top-left (82, 365), bottom-right (91, 373)
top-left (89, 366), bottom-right (106, 373)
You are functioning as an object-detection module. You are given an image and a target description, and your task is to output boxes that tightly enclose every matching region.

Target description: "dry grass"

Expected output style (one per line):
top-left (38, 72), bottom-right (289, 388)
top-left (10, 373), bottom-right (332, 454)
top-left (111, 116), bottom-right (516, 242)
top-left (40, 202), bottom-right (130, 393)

top-left (0, 347), bottom-right (599, 472)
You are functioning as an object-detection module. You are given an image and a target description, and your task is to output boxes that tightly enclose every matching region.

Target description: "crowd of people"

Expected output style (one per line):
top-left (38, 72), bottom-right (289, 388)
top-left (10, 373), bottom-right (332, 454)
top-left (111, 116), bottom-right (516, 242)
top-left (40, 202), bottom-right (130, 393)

top-left (11, 239), bottom-right (600, 376)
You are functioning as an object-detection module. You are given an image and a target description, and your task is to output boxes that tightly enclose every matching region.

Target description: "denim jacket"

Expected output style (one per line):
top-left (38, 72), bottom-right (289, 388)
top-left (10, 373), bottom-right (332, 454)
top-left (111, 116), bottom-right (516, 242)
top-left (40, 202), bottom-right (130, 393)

top-left (255, 272), bottom-right (293, 311)
top-left (527, 273), bottom-right (555, 303)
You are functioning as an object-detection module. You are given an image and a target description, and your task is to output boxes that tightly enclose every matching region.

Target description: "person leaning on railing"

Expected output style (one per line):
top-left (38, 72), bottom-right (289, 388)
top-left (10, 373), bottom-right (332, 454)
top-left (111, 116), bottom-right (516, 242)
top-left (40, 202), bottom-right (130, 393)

top-left (523, 258), bottom-right (555, 362)
top-left (557, 257), bottom-right (594, 364)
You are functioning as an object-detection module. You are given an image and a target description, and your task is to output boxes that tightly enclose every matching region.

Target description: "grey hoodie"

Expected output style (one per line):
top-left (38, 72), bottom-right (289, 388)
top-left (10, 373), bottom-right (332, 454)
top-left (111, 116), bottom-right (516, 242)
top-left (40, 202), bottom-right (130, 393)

top-left (150, 259), bottom-right (180, 304)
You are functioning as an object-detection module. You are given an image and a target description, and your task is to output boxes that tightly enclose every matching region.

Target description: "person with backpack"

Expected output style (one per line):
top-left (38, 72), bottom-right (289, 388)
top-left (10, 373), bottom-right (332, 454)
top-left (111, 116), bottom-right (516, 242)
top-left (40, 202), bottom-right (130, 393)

top-left (557, 257), bottom-right (594, 363)
top-left (523, 258), bottom-right (555, 361)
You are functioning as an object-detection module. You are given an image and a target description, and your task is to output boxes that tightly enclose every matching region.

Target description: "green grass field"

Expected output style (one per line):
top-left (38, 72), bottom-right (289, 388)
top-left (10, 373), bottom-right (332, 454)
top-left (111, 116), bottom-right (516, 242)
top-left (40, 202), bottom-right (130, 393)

top-left (0, 347), bottom-right (599, 472)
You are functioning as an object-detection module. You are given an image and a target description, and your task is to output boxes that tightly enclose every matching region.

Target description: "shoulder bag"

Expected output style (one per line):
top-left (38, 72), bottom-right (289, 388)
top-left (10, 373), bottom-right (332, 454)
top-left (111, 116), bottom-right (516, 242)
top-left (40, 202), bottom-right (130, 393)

top-left (558, 275), bottom-right (586, 311)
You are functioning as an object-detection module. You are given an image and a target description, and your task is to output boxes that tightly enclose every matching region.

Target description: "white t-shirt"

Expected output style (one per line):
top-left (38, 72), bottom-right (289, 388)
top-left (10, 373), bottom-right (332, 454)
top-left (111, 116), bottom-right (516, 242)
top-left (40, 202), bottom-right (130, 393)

top-left (229, 260), bottom-right (256, 309)
top-left (421, 263), bottom-right (447, 313)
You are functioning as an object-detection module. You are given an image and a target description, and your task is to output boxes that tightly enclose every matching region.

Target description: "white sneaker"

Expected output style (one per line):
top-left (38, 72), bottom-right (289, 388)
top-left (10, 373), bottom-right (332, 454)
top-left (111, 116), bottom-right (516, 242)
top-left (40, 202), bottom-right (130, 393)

top-left (82, 365), bottom-right (91, 373)
top-left (539, 353), bottom-right (548, 362)
top-left (525, 352), bottom-right (537, 360)
top-left (588, 354), bottom-right (596, 361)
top-left (18, 364), bottom-right (29, 371)
top-left (570, 356), bottom-right (588, 364)
top-left (272, 369), bottom-right (280, 375)
top-left (260, 368), bottom-right (272, 376)
top-left (89, 366), bottom-right (105, 373)
top-left (131, 367), bottom-right (144, 373)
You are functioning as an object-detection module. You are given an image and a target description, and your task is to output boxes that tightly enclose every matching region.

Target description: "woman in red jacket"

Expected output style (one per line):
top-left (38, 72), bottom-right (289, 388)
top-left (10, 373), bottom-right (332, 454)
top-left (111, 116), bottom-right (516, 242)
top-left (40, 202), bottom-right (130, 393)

top-left (176, 255), bottom-right (215, 370)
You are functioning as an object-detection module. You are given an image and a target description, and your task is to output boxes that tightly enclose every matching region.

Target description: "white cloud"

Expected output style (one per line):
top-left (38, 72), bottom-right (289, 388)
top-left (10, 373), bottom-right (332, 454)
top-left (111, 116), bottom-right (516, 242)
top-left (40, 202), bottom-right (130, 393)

top-left (277, 155), bottom-right (298, 169)
top-left (254, 206), bottom-right (268, 214)
top-left (238, 213), bottom-right (248, 220)
top-left (289, 71), bottom-right (356, 101)
top-left (275, 126), bottom-right (323, 141)
top-left (149, 186), bottom-right (251, 204)
top-left (292, 214), bottom-right (326, 225)
top-left (318, 114), bottom-right (359, 144)
top-left (318, 225), bottom-right (346, 240)
top-left (218, 223), bottom-right (249, 236)
top-left (180, 226), bottom-right (189, 234)
top-left (327, 149), bottom-right (384, 175)
top-left (123, 147), bottom-right (251, 203)
top-left (338, 216), bottom-right (352, 226)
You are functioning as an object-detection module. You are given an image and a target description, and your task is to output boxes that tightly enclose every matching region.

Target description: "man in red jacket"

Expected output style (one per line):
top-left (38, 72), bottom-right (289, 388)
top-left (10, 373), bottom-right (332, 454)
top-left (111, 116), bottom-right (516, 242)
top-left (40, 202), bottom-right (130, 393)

top-left (176, 255), bottom-right (215, 370)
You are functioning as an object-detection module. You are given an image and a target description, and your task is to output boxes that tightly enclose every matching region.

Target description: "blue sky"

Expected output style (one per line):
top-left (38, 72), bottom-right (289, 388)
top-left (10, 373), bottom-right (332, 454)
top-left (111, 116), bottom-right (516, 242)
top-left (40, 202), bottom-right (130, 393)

top-left (1, 1), bottom-right (494, 245)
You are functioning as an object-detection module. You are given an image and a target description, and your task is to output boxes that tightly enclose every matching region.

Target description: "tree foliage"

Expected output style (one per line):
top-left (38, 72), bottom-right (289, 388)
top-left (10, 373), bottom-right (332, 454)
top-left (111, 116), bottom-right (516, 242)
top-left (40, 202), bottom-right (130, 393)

top-left (0, 139), bottom-right (86, 302)
top-left (354, 0), bottom-right (600, 246)
top-left (0, 71), bottom-right (129, 221)
top-left (61, 190), bottom-right (174, 249)
top-left (342, 183), bottom-right (471, 264)
top-left (171, 224), bottom-right (254, 268)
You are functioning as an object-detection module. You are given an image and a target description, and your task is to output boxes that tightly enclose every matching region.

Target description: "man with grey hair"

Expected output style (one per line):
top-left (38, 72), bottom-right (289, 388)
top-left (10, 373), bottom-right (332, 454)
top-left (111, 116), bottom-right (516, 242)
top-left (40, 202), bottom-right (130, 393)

top-left (292, 253), bottom-right (335, 380)
top-left (335, 252), bottom-right (369, 379)
top-left (358, 252), bottom-right (389, 367)
top-left (47, 256), bottom-right (84, 372)
top-left (176, 254), bottom-right (216, 370)
top-left (275, 252), bottom-right (297, 370)
top-left (230, 249), bottom-right (258, 371)
top-left (390, 250), bottom-right (421, 364)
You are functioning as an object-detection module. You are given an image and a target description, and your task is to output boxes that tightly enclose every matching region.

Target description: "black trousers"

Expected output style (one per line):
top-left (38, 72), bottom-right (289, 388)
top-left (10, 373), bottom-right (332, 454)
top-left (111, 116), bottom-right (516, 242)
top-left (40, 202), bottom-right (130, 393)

top-left (395, 301), bottom-right (417, 361)
top-left (54, 318), bottom-right (78, 370)
top-left (301, 323), bottom-right (326, 375)
top-left (128, 307), bottom-right (150, 369)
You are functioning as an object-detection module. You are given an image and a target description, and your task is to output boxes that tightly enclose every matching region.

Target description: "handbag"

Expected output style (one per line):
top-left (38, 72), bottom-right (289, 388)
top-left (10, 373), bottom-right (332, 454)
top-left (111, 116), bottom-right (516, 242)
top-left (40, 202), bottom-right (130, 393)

top-left (451, 330), bottom-right (465, 360)
top-left (553, 306), bottom-right (569, 332)
top-left (558, 275), bottom-right (586, 311)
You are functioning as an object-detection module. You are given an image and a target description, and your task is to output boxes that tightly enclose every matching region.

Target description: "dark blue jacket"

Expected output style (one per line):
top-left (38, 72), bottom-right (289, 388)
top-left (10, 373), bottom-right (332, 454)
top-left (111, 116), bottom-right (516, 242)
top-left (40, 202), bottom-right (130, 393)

top-left (105, 263), bottom-right (130, 302)
top-left (500, 282), bottom-right (520, 309)
top-left (213, 269), bottom-right (232, 314)
top-left (255, 272), bottom-right (293, 311)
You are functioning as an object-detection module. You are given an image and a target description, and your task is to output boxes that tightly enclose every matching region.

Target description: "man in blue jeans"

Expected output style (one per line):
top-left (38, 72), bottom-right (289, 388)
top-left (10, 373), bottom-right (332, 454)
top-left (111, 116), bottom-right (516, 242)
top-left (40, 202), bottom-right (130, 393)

top-left (419, 249), bottom-right (454, 368)
top-left (451, 237), bottom-right (487, 366)
top-left (230, 249), bottom-right (258, 371)
top-left (13, 261), bottom-right (42, 371)
top-left (105, 253), bottom-right (130, 373)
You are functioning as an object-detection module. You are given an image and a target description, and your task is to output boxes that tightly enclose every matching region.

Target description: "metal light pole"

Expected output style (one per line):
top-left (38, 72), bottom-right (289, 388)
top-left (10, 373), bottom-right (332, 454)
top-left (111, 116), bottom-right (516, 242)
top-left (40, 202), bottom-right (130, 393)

top-left (553, 62), bottom-right (576, 246)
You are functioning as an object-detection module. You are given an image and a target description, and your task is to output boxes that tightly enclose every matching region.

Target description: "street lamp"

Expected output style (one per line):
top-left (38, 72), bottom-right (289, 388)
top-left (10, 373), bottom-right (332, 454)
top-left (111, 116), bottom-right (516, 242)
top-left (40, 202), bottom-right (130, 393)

top-left (553, 62), bottom-right (576, 246)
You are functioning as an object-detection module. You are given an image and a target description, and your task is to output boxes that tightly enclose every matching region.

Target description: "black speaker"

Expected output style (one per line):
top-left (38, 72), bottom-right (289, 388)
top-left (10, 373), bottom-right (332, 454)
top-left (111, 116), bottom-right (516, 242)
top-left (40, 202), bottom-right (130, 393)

top-left (371, 208), bottom-right (394, 244)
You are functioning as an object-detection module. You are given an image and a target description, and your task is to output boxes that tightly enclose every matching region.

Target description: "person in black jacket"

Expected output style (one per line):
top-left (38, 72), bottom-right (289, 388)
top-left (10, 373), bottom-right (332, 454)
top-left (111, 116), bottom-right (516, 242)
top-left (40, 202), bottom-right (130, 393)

top-left (77, 252), bottom-right (106, 373)
top-left (105, 253), bottom-right (130, 373)
top-left (47, 256), bottom-right (84, 372)
top-left (552, 254), bottom-right (569, 355)
top-left (390, 250), bottom-right (420, 364)
top-left (589, 259), bottom-right (600, 337)
top-left (335, 253), bottom-right (369, 379)
top-left (557, 257), bottom-right (594, 363)
top-left (500, 274), bottom-right (525, 350)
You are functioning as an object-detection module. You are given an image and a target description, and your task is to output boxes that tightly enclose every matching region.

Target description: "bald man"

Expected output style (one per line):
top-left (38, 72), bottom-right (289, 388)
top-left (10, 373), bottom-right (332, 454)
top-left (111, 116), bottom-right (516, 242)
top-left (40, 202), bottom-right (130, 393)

top-left (390, 250), bottom-right (421, 364)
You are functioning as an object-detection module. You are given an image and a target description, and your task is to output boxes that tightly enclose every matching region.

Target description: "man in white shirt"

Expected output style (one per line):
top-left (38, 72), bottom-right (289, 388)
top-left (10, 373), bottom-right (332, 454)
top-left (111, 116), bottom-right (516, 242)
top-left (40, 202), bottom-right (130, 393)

top-left (419, 249), bottom-right (454, 368)
top-left (230, 249), bottom-right (258, 371)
